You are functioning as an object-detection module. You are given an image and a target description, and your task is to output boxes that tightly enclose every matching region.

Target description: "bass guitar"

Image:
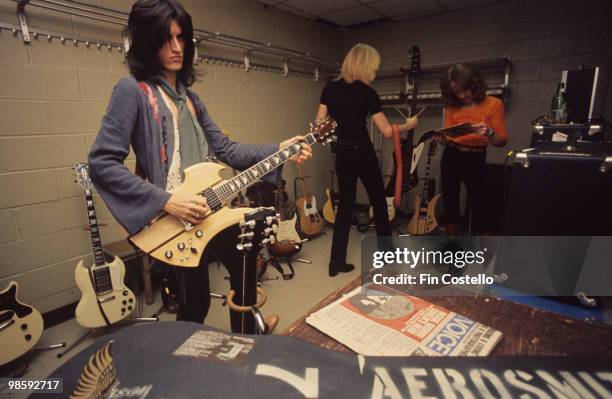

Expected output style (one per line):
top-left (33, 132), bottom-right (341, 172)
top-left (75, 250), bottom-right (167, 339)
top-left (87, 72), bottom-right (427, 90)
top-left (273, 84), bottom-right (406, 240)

top-left (322, 170), bottom-right (340, 225)
top-left (130, 118), bottom-right (337, 267)
top-left (74, 163), bottom-right (136, 328)
top-left (387, 45), bottom-right (422, 197)
top-left (406, 141), bottom-right (441, 235)
top-left (295, 163), bottom-right (324, 237)
top-left (0, 281), bottom-right (44, 365)
top-left (269, 179), bottom-right (302, 258)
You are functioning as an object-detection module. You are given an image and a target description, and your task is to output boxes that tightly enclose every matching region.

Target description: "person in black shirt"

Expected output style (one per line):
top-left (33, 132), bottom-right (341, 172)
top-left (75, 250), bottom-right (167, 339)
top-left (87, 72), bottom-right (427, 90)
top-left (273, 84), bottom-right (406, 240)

top-left (315, 43), bottom-right (418, 277)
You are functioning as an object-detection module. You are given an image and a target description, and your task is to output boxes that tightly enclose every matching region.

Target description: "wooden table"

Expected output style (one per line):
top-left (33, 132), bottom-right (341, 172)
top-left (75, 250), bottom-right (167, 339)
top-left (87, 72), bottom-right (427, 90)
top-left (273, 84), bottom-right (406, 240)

top-left (283, 277), bottom-right (612, 357)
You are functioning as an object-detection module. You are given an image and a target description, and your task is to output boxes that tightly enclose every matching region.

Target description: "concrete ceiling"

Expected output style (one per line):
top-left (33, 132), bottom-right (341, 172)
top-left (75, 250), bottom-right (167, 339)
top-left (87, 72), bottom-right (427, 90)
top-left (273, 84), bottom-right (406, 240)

top-left (257, 0), bottom-right (503, 28)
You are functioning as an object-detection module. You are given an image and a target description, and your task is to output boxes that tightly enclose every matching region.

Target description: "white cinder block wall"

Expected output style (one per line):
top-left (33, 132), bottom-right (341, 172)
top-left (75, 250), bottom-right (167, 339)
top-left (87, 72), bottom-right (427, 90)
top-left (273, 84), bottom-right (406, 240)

top-left (0, 0), bottom-right (342, 312)
top-left (345, 0), bottom-right (611, 208)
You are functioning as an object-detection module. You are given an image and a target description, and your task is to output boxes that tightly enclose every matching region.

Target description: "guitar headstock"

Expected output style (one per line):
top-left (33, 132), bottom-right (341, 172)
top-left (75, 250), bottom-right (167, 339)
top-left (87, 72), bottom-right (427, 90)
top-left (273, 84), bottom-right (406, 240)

top-left (309, 116), bottom-right (337, 145)
top-left (237, 207), bottom-right (279, 252)
top-left (74, 163), bottom-right (93, 191)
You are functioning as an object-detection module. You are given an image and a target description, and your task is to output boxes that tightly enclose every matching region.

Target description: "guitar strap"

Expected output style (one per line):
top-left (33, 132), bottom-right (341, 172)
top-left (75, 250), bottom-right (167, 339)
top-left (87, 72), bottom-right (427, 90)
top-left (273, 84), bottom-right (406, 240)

top-left (391, 124), bottom-right (403, 208)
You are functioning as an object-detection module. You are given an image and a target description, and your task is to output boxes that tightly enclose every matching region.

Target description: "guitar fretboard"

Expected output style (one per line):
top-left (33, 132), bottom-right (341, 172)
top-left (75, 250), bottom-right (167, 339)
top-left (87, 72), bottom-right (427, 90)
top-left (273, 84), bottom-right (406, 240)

top-left (85, 190), bottom-right (105, 268)
top-left (202, 133), bottom-right (317, 211)
top-left (420, 142), bottom-right (436, 207)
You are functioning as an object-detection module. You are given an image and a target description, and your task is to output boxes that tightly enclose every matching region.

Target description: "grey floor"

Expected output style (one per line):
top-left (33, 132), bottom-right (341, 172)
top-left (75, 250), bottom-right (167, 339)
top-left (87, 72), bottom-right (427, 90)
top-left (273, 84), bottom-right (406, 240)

top-left (2, 226), bottom-right (366, 384)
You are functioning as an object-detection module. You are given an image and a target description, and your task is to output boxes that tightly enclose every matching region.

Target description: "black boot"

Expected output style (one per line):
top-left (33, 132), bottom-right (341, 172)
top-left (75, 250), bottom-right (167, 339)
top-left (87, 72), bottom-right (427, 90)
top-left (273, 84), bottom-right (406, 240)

top-left (329, 261), bottom-right (355, 277)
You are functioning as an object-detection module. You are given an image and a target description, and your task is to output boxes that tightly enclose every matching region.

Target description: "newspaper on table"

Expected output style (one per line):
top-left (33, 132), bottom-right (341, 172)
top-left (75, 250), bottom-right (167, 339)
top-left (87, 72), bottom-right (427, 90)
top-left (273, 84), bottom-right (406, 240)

top-left (306, 284), bottom-right (502, 356)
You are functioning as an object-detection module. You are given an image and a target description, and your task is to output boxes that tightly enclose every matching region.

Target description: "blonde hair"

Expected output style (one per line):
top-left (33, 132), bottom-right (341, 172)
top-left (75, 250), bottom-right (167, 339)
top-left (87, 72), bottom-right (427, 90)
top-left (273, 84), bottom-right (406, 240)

top-left (338, 43), bottom-right (380, 84)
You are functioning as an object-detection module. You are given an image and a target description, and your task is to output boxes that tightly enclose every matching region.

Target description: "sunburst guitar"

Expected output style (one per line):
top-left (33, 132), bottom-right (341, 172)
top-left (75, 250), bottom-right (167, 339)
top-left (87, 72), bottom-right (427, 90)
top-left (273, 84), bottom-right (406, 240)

top-left (0, 281), bottom-right (44, 365)
top-left (129, 118), bottom-right (337, 267)
top-left (74, 163), bottom-right (136, 328)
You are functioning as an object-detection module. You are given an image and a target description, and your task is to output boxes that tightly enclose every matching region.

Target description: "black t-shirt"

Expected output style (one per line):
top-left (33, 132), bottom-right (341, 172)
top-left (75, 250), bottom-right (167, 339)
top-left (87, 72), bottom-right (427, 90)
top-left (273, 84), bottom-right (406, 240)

top-left (320, 79), bottom-right (383, 140)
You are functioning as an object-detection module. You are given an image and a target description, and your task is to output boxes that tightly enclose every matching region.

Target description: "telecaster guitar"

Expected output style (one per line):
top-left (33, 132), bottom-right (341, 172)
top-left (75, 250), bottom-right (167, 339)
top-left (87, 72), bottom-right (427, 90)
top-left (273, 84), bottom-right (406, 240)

top-left (0, 281), bottom-right (43, 365)
top-left (295, 163), bottom-right (324, 237)
top-left (74, 163), bottom-right (136, 328)
top-left (129, 118), bottom-right (337, 267)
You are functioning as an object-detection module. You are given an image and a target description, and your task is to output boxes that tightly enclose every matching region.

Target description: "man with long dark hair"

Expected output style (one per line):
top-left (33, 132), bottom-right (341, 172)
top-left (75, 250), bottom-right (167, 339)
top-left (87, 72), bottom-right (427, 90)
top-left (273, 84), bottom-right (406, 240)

top-left (88, 0), bottom-right (311, 332)
top-left (438, 64), bottom-right (508, 235)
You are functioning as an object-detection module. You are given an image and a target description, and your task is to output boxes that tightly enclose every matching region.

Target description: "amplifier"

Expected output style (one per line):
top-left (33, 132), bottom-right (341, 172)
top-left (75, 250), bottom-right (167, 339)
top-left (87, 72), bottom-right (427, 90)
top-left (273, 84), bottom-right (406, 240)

top-left (503, 142), bottom-right (612, 235)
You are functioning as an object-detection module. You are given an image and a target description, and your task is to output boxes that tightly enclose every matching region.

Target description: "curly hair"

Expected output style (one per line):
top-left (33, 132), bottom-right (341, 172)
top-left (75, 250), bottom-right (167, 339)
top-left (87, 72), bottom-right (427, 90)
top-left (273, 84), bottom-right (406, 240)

top-left (440, 64), bottom-right (487, 107)
top-left (126, 0), bottom-right (197, 87)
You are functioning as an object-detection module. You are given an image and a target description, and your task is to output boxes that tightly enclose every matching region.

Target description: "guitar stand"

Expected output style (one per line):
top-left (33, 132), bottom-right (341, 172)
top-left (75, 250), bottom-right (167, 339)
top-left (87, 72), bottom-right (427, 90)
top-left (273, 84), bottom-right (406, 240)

top-left (33, 343), bottom-right (66, 352)
top-left (226, 287), bottom-right (276, 334)
top-left (57, 317), bottom-right (159, 359)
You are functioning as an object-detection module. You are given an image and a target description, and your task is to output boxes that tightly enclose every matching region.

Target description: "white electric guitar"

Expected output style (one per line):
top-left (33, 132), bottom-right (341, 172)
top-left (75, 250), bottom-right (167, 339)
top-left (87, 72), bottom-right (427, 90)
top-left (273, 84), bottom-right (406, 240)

top-left (74, 163), bottom-right (136, 328)
top-left (129, 118), bottom-right (337, 267)
top-left (0, 281), bottom-right (44, 365)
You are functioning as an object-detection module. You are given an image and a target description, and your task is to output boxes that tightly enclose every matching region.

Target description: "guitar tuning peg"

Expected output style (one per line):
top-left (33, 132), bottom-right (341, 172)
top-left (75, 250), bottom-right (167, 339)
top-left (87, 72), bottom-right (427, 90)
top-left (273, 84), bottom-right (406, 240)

top-left (236, 242), bottom-right (253, 252)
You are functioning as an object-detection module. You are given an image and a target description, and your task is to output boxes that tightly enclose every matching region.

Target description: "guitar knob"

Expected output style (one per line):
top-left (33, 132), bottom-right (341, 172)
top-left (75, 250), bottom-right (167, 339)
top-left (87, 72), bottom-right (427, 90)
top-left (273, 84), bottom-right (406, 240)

top-left (165, 251), bottom-right (173, 259)
top-left (25, 334), bottom-right (32, 341)
top-left (195, 230), bottom-right (203, 238)
top-left (178, 242), bottom-right (186, 250)
top-left (21, 324), bottom-right (27, 330)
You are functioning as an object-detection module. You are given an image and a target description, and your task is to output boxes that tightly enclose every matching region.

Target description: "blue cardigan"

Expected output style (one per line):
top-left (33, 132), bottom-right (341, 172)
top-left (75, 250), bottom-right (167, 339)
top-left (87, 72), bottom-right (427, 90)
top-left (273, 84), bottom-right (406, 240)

top-left (89, 76), bottom-right (280, 235)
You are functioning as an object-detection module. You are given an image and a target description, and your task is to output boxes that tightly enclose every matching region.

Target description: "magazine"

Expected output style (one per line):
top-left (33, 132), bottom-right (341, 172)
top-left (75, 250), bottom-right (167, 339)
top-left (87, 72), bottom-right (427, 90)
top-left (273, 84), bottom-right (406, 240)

top-left (306, 284), bottom-right (502, 356)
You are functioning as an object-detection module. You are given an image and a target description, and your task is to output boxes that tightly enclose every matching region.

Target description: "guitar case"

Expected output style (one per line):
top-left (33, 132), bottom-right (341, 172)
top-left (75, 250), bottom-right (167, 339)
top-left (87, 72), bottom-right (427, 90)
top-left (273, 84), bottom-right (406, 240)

top-left (38, 321), bottom-right (612, 399)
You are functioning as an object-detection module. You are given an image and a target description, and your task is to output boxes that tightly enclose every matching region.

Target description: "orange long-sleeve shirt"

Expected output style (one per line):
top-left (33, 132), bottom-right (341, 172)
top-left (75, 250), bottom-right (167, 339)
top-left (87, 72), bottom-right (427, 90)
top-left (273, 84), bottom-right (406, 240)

top-left (444, 95), bottom-right (508, 147)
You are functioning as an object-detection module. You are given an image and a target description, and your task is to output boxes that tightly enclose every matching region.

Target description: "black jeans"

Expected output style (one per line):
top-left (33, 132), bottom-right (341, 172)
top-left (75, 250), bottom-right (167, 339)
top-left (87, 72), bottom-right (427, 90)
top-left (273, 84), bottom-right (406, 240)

top-left (173, 224), bottom-right (258, 333)
top-left (440, 145), bottom-right (488, 233)
top-left (331, 138), bottom-right (391, 263)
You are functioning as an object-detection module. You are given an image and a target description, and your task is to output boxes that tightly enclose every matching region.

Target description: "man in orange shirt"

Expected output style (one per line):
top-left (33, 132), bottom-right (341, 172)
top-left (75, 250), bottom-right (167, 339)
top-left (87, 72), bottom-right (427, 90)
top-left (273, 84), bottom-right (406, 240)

top-left (438, 64), bottom-right (508, 235)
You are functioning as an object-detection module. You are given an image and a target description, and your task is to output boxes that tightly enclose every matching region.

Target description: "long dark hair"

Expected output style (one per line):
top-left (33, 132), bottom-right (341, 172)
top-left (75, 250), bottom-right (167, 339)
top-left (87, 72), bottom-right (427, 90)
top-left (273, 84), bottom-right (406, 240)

top-left (440, 64), bottom-right (486, 107)
top-left (126, 0), bottom-right (197, 87)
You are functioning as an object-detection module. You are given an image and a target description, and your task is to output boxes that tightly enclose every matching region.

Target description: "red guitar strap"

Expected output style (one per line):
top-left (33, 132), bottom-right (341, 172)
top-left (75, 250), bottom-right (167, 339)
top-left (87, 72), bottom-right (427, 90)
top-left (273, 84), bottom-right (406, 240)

top-left (391, 124), bottom-right (402, 208)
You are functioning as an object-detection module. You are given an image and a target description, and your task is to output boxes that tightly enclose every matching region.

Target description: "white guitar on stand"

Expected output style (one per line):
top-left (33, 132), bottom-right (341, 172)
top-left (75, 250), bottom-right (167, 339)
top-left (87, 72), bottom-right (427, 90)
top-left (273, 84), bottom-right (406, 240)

top-left (74, 163), bottom-right (136, 328)
top-left (0, 281), bottom-right (44, 365)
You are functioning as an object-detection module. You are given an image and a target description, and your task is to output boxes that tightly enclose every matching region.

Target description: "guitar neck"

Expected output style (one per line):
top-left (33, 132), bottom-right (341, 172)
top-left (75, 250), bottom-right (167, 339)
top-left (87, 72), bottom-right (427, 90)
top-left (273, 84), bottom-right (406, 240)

top-left (275, 188), bottom-right (287, 222)
top-left (209, 133), bottom-right (316, 207)
top-left (421, 142), bottom-right (436, 205)
top-left (84, 190), bottom-right (105, 267)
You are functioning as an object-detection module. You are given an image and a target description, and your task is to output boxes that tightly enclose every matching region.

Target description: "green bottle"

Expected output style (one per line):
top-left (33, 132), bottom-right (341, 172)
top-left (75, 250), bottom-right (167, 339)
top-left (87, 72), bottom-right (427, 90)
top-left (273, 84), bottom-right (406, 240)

top-left (551, 82), bottom-right (566, 124)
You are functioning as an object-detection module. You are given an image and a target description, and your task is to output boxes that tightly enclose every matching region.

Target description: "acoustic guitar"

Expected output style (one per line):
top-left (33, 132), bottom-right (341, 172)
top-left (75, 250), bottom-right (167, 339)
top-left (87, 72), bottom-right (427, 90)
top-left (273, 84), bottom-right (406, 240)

top-left (406, 141), bottom-right (441, 235)
top-left (295, 163), bottom-right (324, 237)
top-left (0, 281), bottom-right (44, 365)
top-left (322, 170), bottom-right (340, 224)
top-left (269, 179), bottom-right (302, 257)
top-left (74, 163), bottom-right (136, 328)
top-left (129, 118), bottom-right (337, 267)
